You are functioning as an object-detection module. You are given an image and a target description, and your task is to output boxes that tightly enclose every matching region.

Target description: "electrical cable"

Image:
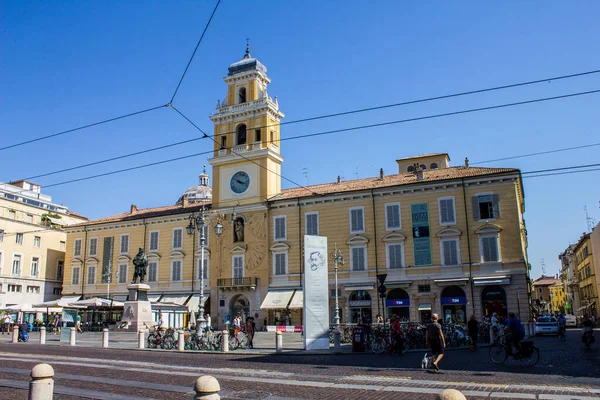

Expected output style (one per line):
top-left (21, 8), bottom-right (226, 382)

top-left (18, 86), bottom-right (600, 182)
top-left (520, 163), bottom-right (600, 175)
top-left (471, 142), bottom-right (600, 165)
top-left (0, 104), bottom-right (169, 152)
top-left (29, 89), bottom-right (600, 190)
top-left (170, 0), bottom-right (221, 104)
top-left (523, 167), bottom-right (600, 179)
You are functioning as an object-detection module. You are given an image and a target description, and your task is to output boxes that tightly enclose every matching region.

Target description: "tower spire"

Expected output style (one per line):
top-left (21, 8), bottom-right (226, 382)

top-left (244, 38), bottom-right (252, 59)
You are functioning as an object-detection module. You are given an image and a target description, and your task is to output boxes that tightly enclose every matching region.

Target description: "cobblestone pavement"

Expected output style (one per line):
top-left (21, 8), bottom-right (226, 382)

top-left (0, 328), bottom-right (598, 399)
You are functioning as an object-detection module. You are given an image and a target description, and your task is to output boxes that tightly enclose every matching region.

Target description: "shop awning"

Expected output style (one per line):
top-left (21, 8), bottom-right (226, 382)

top-left (473, 276), bottom-right (510, 286)
top-left (161, 294), bottom-right (192, 306)
top-left (260, 290), bottom-right (294, 309)
top-left (344, 284), bottom-right (374, 291)
top-left (288, 290), bottom-right (303, 309)
top-left (187, 294), bottom-right (210, 312)
top-left (418, 304), bottom-right (432, 311)
top-left (147, 295), bottom-right (162, 302)
top-left (434, 278), bottom-right (469, 286)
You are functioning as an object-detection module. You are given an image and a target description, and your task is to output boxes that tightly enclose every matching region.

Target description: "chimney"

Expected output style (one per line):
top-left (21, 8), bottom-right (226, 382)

top-left (379, 168), bottom-right (384, 180)
top-left (130, 204), bottom-right (138, 214)
top-left (182, 196), bottom-right (189, 207)
top-left (464, 157), bottom-right (469, 167)
top-left (337, 175), bottom-right (341, 184)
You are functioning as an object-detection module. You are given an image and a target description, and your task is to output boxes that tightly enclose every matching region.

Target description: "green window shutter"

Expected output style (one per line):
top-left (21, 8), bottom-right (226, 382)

top-left (472, 196), bottom-right (480, 220)
top-left (492, 194), bottom-right (500, 218)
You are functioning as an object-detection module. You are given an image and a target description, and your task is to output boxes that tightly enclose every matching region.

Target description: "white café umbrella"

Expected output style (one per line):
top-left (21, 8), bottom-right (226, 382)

top-left (70, 297), bottom-right (124, 308)
top-left (0, 303), bottom-right (38, 312)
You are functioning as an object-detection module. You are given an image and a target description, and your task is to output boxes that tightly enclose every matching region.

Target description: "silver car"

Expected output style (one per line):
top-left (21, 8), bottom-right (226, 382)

top-left (535, 316), bottom-right (559, 335)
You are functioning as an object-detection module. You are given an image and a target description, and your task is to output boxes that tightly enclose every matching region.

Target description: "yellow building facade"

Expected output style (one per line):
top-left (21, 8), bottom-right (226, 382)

top-left (573, 233), bottom-right (598, 317)
top-left (63, 49), bottom-right (532, 329)
top-left (549, 282), bottom-right (566, 314)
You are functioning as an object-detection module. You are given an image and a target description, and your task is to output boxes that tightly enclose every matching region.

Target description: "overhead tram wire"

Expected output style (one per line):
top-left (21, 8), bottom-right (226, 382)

top-left (0, 104), bottom-right (169, 152)
top-left (17, 74), bottom-right (600, 181)
top-left (169, 105), bottom-right (322, 196)
top-left (169, 0), bottom-right (221, 104)
top-left (470, 141), bottom-right (600, 165)
top-left (31, 89), bottom-right (600, 190)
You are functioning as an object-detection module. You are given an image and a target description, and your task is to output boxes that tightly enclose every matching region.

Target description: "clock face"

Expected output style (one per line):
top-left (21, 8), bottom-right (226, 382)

top-left (230, 171), bottom-right (250, 194)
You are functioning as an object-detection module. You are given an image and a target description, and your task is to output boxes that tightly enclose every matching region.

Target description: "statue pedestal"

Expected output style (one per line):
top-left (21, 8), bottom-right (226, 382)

top-left (120, 283), bottom-right (153, 331)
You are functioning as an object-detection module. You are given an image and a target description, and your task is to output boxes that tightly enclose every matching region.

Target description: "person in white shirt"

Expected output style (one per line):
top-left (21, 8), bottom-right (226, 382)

top-left (3, 315), bottom-right (11, 334)
top-left (205, 313), bottom-right (212, 331)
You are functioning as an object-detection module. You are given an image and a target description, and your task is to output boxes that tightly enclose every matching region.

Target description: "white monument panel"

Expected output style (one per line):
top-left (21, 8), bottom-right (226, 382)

top-left (303, 235), bottom-right (329, 350)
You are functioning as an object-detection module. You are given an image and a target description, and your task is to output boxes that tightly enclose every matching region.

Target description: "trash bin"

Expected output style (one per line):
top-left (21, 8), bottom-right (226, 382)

top-left (352, 326), bottom-right (364, 352)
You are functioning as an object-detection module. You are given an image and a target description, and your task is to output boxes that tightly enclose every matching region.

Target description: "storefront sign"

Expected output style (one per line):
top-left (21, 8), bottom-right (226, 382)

top-left (441, 297), bottom-right (467, 305)
top-left (411, 203), bottom-right (431, 265)
top-left (303, 235), bottom-right (329, 350)
top-left (349, 300), bottom-right (372, 307)
top-left (386, 299), bottom-right (410, 307)
top-left (101, 237), bottom-right (114, 283)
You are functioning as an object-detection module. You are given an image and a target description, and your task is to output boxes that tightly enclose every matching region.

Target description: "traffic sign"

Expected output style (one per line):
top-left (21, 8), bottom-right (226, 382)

top-left (377, 274), bottom-right (387, 285)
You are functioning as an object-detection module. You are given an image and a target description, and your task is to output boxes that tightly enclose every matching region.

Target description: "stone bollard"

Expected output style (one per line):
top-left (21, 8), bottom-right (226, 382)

top-left (102, 328), bottom-right (109, 348)
top-left (334, 330), bottom-right (341, 353)
top-left (69, 328), bottom-right (76, 346)
top-left (138, 330), bottom-right (145, 349)
top-left (39, 327), bottom-right (46, 345)
top-left (178, 330), bottom-right (185, 352)
top-left (12, 327), bottom-right (19, 343)
top-left (221, 330), bottom-right (229, 353)
top-left (276, 330), bottom-right (283, 353)
top-left (437, 388), bottom-right (467, 400)
top-left (193, 375), bottom-right (220, 400)
top-left (489, 326), bottom-right (495, 344)
top-left (29, 363), bottom-right (54, 400)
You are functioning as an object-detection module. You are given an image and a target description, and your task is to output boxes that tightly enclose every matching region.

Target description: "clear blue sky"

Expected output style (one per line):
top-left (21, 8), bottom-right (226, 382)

top-left (2, 1), bottom-right (599, 279)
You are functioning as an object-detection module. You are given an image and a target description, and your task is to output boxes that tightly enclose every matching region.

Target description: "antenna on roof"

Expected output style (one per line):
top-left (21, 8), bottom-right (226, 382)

top-left (540, 258), bottom-right (546, 276)
top-left (584, 205), bottom-right (596, 232)
top-left (302, 167), bottom-right (308, 185)
top-left (355, 166), bottom-right (359, 180)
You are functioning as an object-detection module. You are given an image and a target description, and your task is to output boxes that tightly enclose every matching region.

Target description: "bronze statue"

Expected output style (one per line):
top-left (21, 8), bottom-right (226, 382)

top-left (131, 247), bottom-right (148, 283)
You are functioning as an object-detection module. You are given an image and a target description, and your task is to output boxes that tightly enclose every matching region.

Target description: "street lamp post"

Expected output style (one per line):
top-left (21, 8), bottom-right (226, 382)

top-left (332, 244), bottom-right (345, 329)
top-left (187, 206), bottom-right (224, 334)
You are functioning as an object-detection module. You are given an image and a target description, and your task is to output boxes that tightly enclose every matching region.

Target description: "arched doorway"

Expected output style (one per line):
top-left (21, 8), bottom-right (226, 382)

top-left (440, 286), bottom-right (467, 324)
top-left (230, 294), bottom-right (250, 322)
top-left (481, 285), bottom-right (507, 318)
top-left (386, 288), bottom-right (410, 322)
top-left (349, 290), bottom-right (372, 323)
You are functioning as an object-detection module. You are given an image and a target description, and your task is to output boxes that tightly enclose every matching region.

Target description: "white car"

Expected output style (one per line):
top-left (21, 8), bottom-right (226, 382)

top-left (535, 316), bottom-right (559, 335)
top-left (565, 314), bottom-right (577, 327)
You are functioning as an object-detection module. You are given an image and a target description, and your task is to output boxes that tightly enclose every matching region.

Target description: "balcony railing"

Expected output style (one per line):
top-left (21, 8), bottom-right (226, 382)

top-left (217, 277), bottom-right (258, 288)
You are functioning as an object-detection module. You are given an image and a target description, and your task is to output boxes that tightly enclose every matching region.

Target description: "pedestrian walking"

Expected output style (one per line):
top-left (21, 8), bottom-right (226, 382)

top-left (263, 317), bottom-right (268, 331)
top-left (246, 317), bottom-right (255, 348)
top-left (205, 313), bottom-right (212, 331)
top-left (3, 314), bottom-right (11, 334)
top-left (425, 313), bottom-right (446, 372)
top-left (467, 315), bottom-right (479, 350)
top-left (53, 315), bottom-right (61, 335)
top-left (76, 314), bottom-right (83, 333)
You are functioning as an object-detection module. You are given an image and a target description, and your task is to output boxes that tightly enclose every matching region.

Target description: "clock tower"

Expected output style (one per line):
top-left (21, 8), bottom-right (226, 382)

top-left (208, 46), bottom-right (284, 209)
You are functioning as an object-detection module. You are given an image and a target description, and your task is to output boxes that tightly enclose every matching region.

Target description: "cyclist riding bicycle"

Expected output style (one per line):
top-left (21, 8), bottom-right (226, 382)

top-left (390, 314), bottom-right (404, 355)
top-left (504, 312), bottom-right (525, 357)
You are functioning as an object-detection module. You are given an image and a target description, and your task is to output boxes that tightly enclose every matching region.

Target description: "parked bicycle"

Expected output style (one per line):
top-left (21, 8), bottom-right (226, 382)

top-left (488, 335), bottom-right (539, 366)
top-left (147, 328), bottom-right (175, 350)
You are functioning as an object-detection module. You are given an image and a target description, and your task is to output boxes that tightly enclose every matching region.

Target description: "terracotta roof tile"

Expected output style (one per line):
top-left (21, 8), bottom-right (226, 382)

top-left (532, 276), bottom-right (561, 286)
top-left (269, 166), bottom-right (520, 201)
top-left (69, 203), bottom-right (211, 227)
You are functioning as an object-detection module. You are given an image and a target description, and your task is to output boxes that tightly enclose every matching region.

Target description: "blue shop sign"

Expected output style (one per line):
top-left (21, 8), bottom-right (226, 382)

top-left (386, 299), bottom-right (410, 307)
top-left (441, 297), bottom-right (466, 305)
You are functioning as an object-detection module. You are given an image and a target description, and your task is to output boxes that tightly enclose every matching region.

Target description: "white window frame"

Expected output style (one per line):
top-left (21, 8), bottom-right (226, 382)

top-left (12, 253), bottom-right (23, 276)
top-left (349, 206), bottom-right (365, 234)
top-left (384, 202), bottom-right (401, 231)
top-left (60, 241), bottom-right (66, 251)
top-left (0, 229), bottom-right (4, 242)
top-left (88, 237), bottom-right (98, 256)
top-left (149, 231), bottom-right (160, 252)
top-left (147, 261), bottom-right (158, 282)
top-left (273, 215), bottom-right (287, 241)
top-left (172, 228), bottom-right (183, 250)
top-left (87, 264), bottom-right (96, 285)
top-left (73, 238), bottom-right (82, 257)
top-left (305, 212), bottom-right (319, 236)
top-left (56, 259), bottom-right (64, 280)
top-left (273, 251), bottom-right (288, 276)
top-left (440, 237), bottom-right (461, 266)
top-left (120, 234), bottom-right (130, 254)
top-left (33, 236), bottom-right (41, 248)
top-left (30, 256), bottom-right (40, 277)
top-left (232, 254), bottom-right (245, 280)
top-left (197, 257), bottom-right (209, 280)
top-left (350, 245), bottom-right (367, 272)
top-left (479, 233), bottom-right (501, 263)
top-left (171, 259), bottom-right (182, 281)
top-left (0, 250), bottom-right (4, 275)
top-left (385, 242), bottom-right (405, 269)
top-left (16, 233), bottom-right (24, 245)
top-left (118, 263), bottom-right (128, 284)
top-left (72, 266), bottom-right (80, 285)
top-left (438, 196), bottom-right (456, 226)
top-left (474, 191), bottom-right (498, 221)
